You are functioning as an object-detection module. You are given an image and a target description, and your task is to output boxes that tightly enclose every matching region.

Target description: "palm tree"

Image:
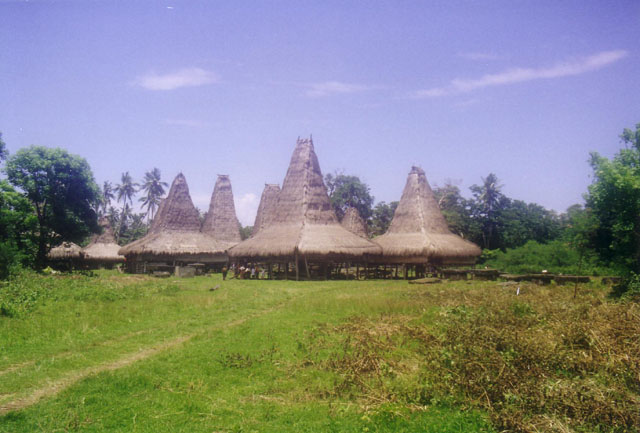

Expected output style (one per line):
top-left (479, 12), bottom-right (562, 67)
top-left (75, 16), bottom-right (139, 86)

top-left (115, 172), bottom-right (138, 239)
top-left (115, 172), bottom-right (138, 208)
top-left (101, 181), bottom-right (115, 215)
top-left (139, 168), bottom-right (168, 221)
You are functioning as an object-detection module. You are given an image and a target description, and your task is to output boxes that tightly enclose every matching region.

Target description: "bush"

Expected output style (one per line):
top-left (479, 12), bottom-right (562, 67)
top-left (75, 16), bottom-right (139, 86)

top-left (610, 272), bottom-right (640, 301)
top-left (482, 240), bottom-right (615, 275)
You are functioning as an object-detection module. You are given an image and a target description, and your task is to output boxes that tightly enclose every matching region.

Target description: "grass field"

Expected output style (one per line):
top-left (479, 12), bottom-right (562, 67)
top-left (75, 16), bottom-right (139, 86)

top-left (0, 271), bottom-right (638, 432)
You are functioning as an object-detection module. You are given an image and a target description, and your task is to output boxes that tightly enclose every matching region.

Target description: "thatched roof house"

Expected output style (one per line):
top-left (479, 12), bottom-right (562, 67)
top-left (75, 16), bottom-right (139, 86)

top-left (82, 217), bottom-right (124, 266)
top-left (201, 175), bottom-right (242, 243)
top-left (340, 207), bottom-right (369, 238)
top-left (230, 137), bottom-right (381, 262)
top-left (251, 183), bottom-right (280, 237)
top-left (119, 173), bottom-right (232, 270)
top-left (48, 242), bottom-right (84, 260)
top-left (373, 166), bottom-right (481, 265)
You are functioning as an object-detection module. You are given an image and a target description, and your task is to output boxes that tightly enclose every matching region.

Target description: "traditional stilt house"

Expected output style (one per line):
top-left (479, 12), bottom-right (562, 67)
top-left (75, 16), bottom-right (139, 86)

top-left (119, 173), bottom-right (231, 273)
top-left (48, 242), bottom-right (84, 270)
top-left (251, 183), bottom-right (280, 237)
top-left (340, 206), bottom-right (369, 239)
top-left (229, 137), bottom-right (381, 279)
top-left (373, 166), bottom-right (481, 268)
top-left (81, 217), bottom-right (124, 268)
top-left (201, 175), bottom-right (242, 243)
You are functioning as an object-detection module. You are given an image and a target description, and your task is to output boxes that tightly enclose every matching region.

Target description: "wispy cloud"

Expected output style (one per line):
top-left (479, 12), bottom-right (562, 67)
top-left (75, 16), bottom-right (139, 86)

top-left (304, 81), bottom-right (369, 97)
top-left (414, 50), bottom-right (628, 98)
top-left (134, 68), bottom-right (218, 91)
top-left (458, 52), bottom-right (498, 61)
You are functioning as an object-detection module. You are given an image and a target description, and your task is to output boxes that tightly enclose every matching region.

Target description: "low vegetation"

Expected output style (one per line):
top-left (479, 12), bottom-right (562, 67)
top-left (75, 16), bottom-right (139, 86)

top-left (1, 272), bottom-right (637, 432)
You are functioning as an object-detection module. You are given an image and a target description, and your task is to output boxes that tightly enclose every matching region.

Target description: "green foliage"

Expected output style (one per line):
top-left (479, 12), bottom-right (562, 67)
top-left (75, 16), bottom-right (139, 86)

top-left (0, 132), bottom-right (7, 162)
top-left (239, 225), bottom-right (253, 240)
top-left (370, 201), bottom-right (398, 236)
top-left (482, 240), bottom-right (613, 275)
top-left (586, 123), bottom-right (640, 273)
top-left (139, 168), bottom-right (167, 221)
top-left (609, 272), bottom-right (640, 301)
top-left (5, 146), bottom-right (100, 266)
top-left (0, 180), bottom-right (38, 278)
top-left (325, 172), bottom-right (374, 221)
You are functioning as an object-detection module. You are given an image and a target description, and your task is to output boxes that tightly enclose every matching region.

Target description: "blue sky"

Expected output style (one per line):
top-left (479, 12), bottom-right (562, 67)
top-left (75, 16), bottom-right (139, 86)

top-left (1, 1), bottom-right (639, 225)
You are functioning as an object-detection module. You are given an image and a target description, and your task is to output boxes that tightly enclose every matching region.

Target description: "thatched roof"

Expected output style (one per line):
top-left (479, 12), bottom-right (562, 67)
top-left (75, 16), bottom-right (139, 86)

top-left (82, 217), bottom-right (124, 263)
top-left (119, 173), bottom-right (232, 257)
top-left (201, 175), bottom-right (242, 243)
top-left (251, 183), bottom-right (280, 236)
top-left (373, 166), bottom-right (481, 264)
top-left (340, 207), bottom-right (368, 238)
top-left (230, 138), bottom-right (381, 260)
top-left (48, 242), bottom-right (84, 260)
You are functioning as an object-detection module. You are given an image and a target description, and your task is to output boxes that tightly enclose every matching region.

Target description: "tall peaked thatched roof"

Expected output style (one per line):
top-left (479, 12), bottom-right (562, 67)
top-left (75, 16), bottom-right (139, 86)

top-left (341, 207), bottom-right (368, 238)
top-left (230, 137), bottom-right (381, 260)
top-left (251, 183), bottom-right (280, 236)
top-left (82, 217), bottom-right (124, 263)
top-left (119, 173), bottom-right (232, 257)
top-left (201, 175), bottom-right (241, 243)
top-left (373, 166), bottom-right (481, 265)
top-left (48, 242), bottom-right (84, 260)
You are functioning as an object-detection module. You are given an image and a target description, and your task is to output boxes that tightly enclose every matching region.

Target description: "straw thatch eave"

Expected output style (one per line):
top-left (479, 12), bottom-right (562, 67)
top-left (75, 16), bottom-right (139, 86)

top-left (372, 166), bottom-right (481, 264)
top-left (119, 173), bottom-right (231, 257)
top-left (82, 217), bottom-right (124, 263)
top-left (340, 206), bottom-right (368, 238)
top-left (230, 137), bottom-right (381, 261)
top-left (251, 183), bottom-right (280, 237)
top-left (201, 175), bottom-right (242, 243)
top-left (48, 242), bottom-right (84, 260)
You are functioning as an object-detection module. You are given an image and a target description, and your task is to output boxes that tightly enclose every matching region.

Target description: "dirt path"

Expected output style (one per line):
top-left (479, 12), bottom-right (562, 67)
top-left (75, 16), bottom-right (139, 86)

top-left (0, 303), bottom-right (285, 416)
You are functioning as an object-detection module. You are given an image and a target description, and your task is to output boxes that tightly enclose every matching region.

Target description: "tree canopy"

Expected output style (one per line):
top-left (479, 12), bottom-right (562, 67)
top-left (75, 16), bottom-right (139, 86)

top-left (325, 172), bottom-right (374, 221)
top-left (5, 146), bottom-right (100, 266)
top-left (586, 123), bottom-right (640, 273)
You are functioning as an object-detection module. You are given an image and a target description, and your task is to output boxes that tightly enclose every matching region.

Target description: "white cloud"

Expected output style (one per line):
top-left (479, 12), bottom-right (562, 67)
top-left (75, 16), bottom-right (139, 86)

top-left (305, 81), bottom-right (369, 97)
top-left (134, 68), bottom-right (218, 91)
top-left (414, 50), bottom-right (628, 98)
top-left (234, 193), bottom-right (259, 227)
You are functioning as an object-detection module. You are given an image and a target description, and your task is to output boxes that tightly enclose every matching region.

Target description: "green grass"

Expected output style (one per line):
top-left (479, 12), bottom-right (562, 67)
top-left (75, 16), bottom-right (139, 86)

top-left (1, 271), bottom-right (638, 432)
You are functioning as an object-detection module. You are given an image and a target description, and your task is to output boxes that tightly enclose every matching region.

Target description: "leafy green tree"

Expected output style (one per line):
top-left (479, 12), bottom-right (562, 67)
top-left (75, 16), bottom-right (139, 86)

top-left (0, 132), bottom-right (7, 162)
top-left (239, 225), bottom-right (253, 240)
top-left (469, 173), bottom-right (507, 249)
top-left (433, 181), bottom-right (478, 239)
top-left (5, 146), bottom-right (100, 266)
top-left (0, 180), bottom-right (38, 277)
top-left (325, 172), bottom-right (374, 221)
top-left (370, 201), bottom-right (398, 236)
top-left (586, 123), bottom-right (640, 273)
top-left (139, 168), bottom-right (168, 221)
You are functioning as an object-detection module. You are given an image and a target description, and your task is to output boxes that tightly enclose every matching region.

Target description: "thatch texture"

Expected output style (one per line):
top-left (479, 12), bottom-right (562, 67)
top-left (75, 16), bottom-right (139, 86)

top-left (230, 138), bottom-right (381, 260)
top-left (48, 242), bottom-right (84, 260)
top-left (373, 166), bottom-right (481, 265)
top-left (82, 217), bottom-right (124, 263)
top-left (119, 173), bottom-right (232, 259)
top-left (340, 206), bottom-right (368, 238)
top-left (251, 183), bottom-right (280, 236)
top-left (201, 175), bottom-right (242, 243)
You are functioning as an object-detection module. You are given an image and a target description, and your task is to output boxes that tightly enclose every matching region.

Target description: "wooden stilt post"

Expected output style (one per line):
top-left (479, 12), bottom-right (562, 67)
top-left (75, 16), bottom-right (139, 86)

top-left (285, 262), bottom-right (288, 280)
top-left (304, 255), bottom-right (311, 280)
top-left (295, 252), bottom-right (299, 281)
